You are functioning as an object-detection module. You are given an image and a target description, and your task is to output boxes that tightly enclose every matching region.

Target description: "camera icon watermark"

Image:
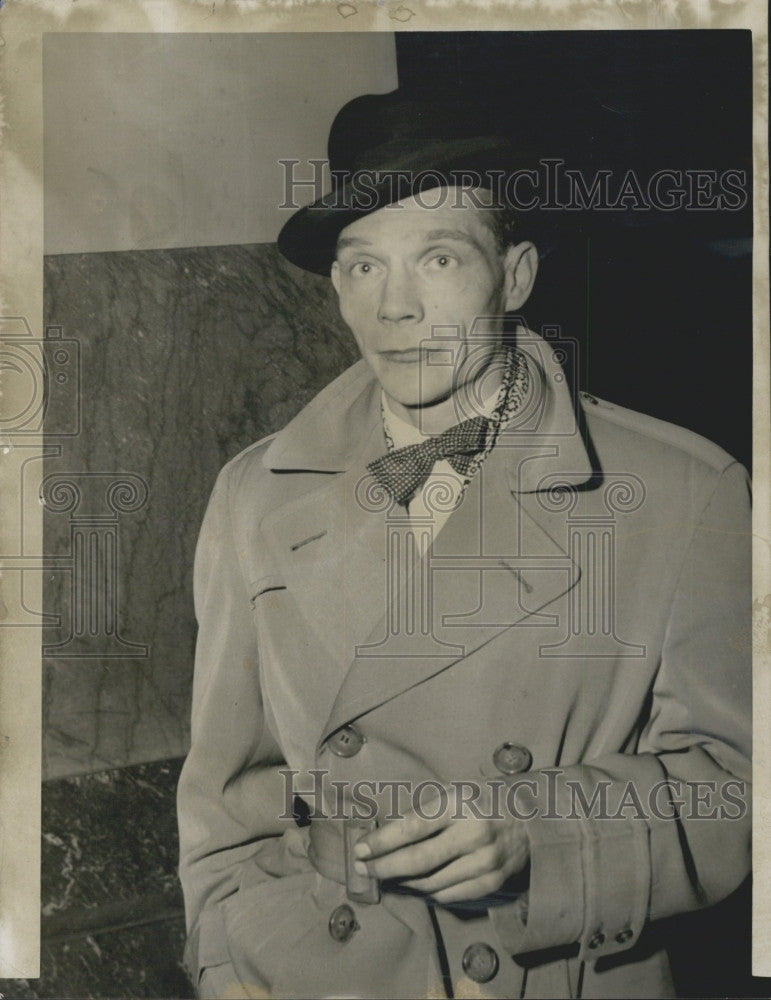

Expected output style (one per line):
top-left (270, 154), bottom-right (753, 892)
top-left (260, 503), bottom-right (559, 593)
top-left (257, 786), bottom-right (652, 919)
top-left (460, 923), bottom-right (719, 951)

top-left (0, 317), bottom-right (149, 657)
top-left (352, 321), bottom-right (646, 661)
top-left (0, 318), bottom-right (80, 436)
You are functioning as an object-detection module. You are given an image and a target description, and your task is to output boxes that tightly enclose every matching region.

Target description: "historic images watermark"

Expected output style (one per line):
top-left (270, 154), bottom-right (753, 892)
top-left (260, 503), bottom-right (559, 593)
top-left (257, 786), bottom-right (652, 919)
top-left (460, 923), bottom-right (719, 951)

top-left (279, 159), bottom-right (749, 212)
top-left (278, 768), bottom-right (749, 823)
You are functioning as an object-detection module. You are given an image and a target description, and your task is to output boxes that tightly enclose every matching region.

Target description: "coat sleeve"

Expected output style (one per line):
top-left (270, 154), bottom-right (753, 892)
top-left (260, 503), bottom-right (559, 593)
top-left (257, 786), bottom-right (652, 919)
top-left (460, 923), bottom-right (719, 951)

top-left (177, 464), bottom-right (296, 985)
top-left (490, 460), bottom-right (752, 963)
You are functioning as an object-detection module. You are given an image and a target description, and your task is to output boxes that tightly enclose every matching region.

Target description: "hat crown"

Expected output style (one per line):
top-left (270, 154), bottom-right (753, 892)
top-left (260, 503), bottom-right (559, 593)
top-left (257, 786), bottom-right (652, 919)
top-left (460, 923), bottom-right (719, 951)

top-left (277, 87), bottom-right (532, 274)
top-left (327, 88), bottom-right (501, 175)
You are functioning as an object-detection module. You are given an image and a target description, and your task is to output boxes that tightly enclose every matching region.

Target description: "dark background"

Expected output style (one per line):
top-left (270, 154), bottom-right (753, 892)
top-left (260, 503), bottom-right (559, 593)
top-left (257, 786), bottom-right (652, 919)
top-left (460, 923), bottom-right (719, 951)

top-left (398, 31), bottom-right (759, 1000)
top-left (397, 31), bottom-right (754, 472)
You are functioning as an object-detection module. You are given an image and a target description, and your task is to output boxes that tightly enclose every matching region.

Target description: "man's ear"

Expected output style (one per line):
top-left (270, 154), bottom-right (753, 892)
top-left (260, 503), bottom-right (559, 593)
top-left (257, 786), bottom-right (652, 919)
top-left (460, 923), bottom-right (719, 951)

top-left (502, 241), bottom-right (538, 311)
top-left (330, 260), bottom-right (341, 296)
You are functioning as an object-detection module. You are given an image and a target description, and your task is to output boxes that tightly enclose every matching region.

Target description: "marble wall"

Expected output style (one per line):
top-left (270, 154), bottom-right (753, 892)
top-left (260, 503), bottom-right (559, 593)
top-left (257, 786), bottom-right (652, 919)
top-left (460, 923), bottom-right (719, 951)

top-left (42, 245), bottom-right (358, 778)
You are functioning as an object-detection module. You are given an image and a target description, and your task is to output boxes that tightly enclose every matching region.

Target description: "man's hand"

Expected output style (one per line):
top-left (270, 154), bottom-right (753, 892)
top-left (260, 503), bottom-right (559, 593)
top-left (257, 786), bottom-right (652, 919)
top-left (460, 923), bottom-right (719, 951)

top-left (353, 784), bottom-right (530, 905)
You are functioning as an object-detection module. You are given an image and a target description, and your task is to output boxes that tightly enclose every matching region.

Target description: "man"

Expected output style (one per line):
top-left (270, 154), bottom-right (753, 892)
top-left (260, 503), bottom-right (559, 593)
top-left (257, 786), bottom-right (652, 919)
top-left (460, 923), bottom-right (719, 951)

top-left (177, 89), bottom-right (751, 999)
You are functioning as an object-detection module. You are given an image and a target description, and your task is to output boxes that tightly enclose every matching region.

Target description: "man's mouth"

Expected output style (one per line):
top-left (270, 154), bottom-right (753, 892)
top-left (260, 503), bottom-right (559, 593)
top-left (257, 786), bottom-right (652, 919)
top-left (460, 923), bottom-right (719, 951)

top-left (379, 348), bottom-right (433, 364)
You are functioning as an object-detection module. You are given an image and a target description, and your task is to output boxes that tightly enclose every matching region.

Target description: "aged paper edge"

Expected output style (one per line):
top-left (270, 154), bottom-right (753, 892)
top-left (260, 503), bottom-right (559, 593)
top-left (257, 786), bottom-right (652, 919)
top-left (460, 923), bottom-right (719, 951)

top-left (0, 0), bottom-right (767, 983)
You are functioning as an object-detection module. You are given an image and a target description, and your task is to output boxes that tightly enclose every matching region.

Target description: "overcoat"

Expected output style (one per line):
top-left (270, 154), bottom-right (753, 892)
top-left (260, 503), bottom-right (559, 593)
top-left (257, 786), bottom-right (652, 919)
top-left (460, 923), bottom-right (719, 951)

top-left (178, 329), bottom-right (751, 999)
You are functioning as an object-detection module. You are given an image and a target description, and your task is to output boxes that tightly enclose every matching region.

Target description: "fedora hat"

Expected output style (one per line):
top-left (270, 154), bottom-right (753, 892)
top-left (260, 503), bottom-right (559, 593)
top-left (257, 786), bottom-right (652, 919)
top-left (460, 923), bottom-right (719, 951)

top-left (277, 87), bottom-right (539, 275)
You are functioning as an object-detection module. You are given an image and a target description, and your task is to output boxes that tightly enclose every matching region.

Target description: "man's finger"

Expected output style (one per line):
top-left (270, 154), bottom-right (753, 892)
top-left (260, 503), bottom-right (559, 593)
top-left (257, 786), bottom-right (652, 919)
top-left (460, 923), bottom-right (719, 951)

top-left (432, 871), bottom-right (505, 905)
top-left (357, 827), bottom-right (462, 881)
top-left (354, 807), bottom-right (449, 860)
top-left (401, 843), bottom-right (500, 894)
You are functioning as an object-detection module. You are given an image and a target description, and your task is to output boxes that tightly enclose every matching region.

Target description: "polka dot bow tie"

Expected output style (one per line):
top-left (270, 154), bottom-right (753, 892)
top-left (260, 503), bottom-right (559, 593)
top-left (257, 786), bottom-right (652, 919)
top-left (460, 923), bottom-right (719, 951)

top-left (367, 415), bottom-right (490, 505)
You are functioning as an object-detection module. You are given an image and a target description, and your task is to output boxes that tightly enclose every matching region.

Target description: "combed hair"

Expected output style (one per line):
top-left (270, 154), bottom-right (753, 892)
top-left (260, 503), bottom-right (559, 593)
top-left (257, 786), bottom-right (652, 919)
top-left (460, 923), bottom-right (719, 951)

top-left (485, 204), bottom-right (520, 253)
top-left (469, 186), bottom-right (520, 252)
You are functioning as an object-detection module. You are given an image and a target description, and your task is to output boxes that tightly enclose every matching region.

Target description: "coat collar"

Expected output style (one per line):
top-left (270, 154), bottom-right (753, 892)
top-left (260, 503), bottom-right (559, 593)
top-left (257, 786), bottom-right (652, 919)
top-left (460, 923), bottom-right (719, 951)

top-left (261, 359), bottom-right (378, 473)
top-left (257, 329), bottom-right (594, 750)
top-left (261, 328), bottom-right (593, 493)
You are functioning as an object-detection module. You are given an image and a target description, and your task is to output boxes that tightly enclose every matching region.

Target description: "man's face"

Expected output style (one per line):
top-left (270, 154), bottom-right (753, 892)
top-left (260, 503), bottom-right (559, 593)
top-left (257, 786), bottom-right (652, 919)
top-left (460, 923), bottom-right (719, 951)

top-left (330, 189), bottom-right (535, 424)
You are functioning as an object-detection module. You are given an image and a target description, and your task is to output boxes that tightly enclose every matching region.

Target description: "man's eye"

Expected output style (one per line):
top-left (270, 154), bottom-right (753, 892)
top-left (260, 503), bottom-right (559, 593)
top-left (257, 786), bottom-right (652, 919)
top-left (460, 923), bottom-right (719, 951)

top-left (350, 261), bottom-right (378, 277)
top-left (427, 254), bottom-right (458, 270)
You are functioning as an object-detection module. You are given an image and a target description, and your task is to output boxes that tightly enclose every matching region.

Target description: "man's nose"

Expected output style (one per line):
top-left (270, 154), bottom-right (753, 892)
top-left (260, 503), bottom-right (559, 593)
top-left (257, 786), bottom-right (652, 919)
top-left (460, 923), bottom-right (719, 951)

top-left (377, 268), bottom-right (424, 325)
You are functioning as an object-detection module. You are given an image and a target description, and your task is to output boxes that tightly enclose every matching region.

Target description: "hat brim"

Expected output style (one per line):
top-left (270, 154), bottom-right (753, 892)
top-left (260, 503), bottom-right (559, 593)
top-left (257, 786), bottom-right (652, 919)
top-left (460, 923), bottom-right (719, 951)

top-left (277, 138), bottom-right (540, 275)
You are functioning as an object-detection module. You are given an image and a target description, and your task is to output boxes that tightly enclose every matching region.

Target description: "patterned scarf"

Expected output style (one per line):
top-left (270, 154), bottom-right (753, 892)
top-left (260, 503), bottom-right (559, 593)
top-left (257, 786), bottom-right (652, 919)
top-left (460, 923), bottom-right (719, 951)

top-left (369, 347), bottom-right (529, 505)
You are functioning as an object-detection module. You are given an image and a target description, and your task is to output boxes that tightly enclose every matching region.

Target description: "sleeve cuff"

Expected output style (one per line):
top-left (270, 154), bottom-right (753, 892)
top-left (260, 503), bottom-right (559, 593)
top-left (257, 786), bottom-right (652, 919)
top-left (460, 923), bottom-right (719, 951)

top-left (489, 769), bottom-right (651, 961)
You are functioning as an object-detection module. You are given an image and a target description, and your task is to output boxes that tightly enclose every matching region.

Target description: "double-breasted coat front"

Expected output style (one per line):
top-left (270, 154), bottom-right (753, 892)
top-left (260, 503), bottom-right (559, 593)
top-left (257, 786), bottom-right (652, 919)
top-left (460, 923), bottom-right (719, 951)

top-left (178, 330), bottom-right (751, 999)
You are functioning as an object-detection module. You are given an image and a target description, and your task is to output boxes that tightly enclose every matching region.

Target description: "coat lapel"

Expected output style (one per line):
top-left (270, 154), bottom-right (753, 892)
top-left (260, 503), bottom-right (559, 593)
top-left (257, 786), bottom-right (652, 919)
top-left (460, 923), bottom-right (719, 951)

top-left (260, 420), bottom-right (395, 669)
top-left (319, 437), bottom-right (585, 744)
top-left (256, 334), bottom-right (596, 750)
top-left (258, 367), bottom-right (403, 747)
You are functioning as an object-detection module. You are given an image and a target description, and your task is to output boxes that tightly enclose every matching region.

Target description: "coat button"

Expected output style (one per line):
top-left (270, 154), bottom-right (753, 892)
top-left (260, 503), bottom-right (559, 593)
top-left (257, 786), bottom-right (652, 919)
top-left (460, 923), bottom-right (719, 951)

top-left (462, 942), bottom-right (499, 983)
top-left (615, 927), bottom-right (634, 944)
top-left (492, 742), bottom-right (532, 775)
top-left (588, 930), bottom-right (606, 949)
top-left (327, 724), bottom-right (364, 758)
top-left (328, 904), bottom-right (358, 942)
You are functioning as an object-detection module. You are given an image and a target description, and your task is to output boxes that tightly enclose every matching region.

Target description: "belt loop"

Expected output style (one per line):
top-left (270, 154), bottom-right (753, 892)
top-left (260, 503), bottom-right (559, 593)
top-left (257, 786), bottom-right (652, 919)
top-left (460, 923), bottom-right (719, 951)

top-left (307, 816), bottom-right (381, 905)
top-left (344, 817), bottom-right (381, 904)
